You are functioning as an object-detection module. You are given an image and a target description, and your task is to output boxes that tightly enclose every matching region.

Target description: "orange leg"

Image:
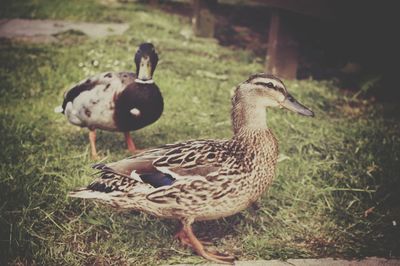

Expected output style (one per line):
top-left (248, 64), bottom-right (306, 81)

top-left (179, 221), bottom-right (236, 264)
top-left (175, 227), bottom-right (193, 247)
top-left (88, 129), bottom-right (99, 159)
top-left (124, 132), bottom-right (137, 153)
top-left (175, 226), bottom-right (213, 246)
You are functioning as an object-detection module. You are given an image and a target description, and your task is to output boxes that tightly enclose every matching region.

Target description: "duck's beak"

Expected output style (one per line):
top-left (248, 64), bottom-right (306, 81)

top-left (280, 93), bottom-right (314, 117)
top-left (137, 56), bottom-right (152, 80)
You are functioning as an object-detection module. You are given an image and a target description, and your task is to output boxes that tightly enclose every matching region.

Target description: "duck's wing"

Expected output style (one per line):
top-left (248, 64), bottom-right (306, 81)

top-left (99, 139), bottom-right (232, 184)
top-left (69, 139), bottom-right (233, 195)
top-left (56, 72), bottom-right (135, 113)
top-left (69, 139), bottom-right (245, 209)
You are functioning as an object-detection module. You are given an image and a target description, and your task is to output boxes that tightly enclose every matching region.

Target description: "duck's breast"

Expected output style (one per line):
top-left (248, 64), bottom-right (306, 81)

top-left (114, 83), bottom-right (164, 132)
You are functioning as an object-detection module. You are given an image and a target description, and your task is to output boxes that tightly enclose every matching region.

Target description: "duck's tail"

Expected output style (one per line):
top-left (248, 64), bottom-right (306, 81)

top-left (68, 164), bottom-right (150, 209)
top-left (68, 187), bottom-right (149, 210)
top-left (54, 105), bottom-right (64, 113)
top-left (68, 188), bottom-right (122, 200)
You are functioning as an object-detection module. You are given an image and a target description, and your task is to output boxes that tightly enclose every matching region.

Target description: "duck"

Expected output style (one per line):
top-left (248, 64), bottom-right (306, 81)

top-left (69, 73), bottom-right (314, 264)
top-left (55, 43), bottom-right (163, 158)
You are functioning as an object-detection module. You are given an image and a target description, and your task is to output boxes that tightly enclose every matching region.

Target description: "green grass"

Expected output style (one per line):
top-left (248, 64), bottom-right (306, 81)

top-left (1, 0), bottom-right (400, 265)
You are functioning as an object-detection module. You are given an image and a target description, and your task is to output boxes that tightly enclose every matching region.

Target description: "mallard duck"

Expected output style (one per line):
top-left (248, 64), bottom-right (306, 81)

top-left (69, 73), bottom-right (314, 263)
top-left (55, 43), bottom-right (163, 158)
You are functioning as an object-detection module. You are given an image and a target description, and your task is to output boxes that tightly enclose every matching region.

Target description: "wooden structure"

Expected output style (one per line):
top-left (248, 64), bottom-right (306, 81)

top-left (265, 9), bottom-right (299, 79)
top-left (192, 0), bottom-right (333, 79)
top-left (192, 0), bottom-right (216, 38)
top-left (260, 0), bottom-right (333, 79)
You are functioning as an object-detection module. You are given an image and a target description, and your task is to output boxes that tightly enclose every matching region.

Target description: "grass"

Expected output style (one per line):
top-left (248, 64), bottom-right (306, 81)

top-left (1, 0), bottom-right (400, 265)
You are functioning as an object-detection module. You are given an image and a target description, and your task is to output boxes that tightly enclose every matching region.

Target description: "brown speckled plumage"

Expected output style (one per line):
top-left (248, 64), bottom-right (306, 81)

top-left (69, 73), bottom-right (314, 264)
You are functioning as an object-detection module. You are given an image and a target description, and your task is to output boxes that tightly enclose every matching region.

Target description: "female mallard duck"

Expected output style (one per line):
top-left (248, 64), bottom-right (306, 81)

top-left (55, 43), bottom-right (163, 158)
top-left (69, 73), bottom-right (314, 263)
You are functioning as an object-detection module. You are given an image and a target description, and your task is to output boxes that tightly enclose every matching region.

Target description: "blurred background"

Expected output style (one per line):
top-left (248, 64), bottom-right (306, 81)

top-left (164, 0), bottom-right (398, 100)
top-left (0, 0), bottom-right (399, 265)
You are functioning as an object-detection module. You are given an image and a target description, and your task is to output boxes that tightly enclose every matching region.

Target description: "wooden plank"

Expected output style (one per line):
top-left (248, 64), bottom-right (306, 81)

top-left (221, 0), bottom-right (335, 20)
top-left (265, 10), bottom-right (280, 76)
top-left (192, 0), bottom-right (216, 38)
top-left (265, 10), bottom-right (299, 79)
top-left (149, 0), bottom-right (158, 6)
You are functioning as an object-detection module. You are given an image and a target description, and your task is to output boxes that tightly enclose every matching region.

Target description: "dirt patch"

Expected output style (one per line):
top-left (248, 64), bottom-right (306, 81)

top-left (0, 19), bottom-right (129, 43)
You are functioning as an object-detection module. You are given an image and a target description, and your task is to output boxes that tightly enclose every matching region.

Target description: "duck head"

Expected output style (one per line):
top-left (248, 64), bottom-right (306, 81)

top-left (243, 73), bottom-right (314, 116)
top-left (232, 73), bottom-right (314, 133)
top-left (134, 43), bottom-right (159, 82)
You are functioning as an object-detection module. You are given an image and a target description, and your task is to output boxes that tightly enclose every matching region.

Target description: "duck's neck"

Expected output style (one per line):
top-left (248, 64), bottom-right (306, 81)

top-left (135, 78), bottom-right (154, 84)
top-left (231, 97), bottom-right (268, 135)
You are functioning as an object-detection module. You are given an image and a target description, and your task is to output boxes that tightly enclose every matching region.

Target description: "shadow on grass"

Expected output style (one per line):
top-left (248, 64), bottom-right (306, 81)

top-left (322, 106), bottom-right (400, 258)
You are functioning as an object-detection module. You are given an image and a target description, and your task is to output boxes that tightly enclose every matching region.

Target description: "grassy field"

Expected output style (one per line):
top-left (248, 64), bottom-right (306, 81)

top-left (1, 0), bottom-right (399, 265)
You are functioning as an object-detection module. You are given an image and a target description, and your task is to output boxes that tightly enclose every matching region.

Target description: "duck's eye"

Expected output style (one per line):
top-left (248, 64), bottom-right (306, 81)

top-left (254, 82), bottom-right (275, 89)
